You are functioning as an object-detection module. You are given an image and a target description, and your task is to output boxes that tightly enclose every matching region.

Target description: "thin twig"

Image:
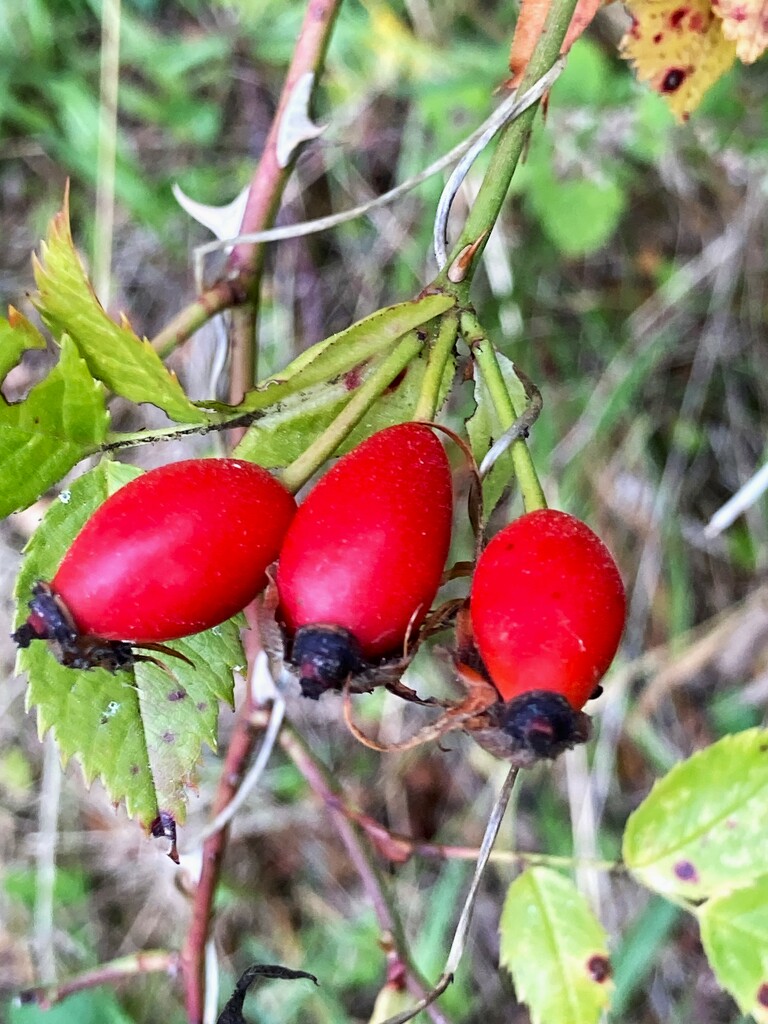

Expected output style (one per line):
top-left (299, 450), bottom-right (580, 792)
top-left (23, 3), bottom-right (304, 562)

top-left (180, 604), bottom-right (277, 1024)
top-left (194, 66), bottom-right (562, 280)
top-left (377, 767), bottom-right (520, 1024)
top-left (462, 309), bottom-right (547, 512)
top-left (224, 0), bottom-right (342, 399)
top-left (478, 369), bottom-right (542, 478)
top-left (440, 0), bottom-right (579, 284)
top-left (188, 657), bottom-right (286, 850)
top-left (226, 0), bottom-right (340, 282)
top-left (335, 801), bottom-right (618, 871)
top-left (228, 305), bottom-right (257, 410)
top-left (17, 950), bottom-right (179, 1009)
top-left (93, 0), bottom-right (121, 306)
top-left (273, 721), bottom-right (454, 1024)
top-left (432, 59), bottom-right (565, 270)
top-left (151, 279), bottom-right (247, 358)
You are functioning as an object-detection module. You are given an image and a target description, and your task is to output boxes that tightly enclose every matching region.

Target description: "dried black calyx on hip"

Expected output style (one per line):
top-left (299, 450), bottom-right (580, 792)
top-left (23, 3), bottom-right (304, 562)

top-left (13, 581), bottom-right (142, 673)
top-left (289, 625), bottom-right (364, 699)
top-left (13, 581), bottom-right (78, 648)
top-left (491, 690), bottom-right (591, 760)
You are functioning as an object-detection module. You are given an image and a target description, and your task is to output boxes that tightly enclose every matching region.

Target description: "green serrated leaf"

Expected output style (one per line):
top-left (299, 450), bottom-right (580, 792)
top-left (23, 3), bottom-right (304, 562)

top-left (32, 202), bottom-right (206, 424)
top-left (0, 307), bottom-right (46, 379)
top-left (499, 867), bottom-right (612, 1024)
top-left (236, 294), bottom-right (455, 414)
top-left (623, 728), bottom-right (768, 900)
top-left (0, 317), bottom-right (108, 518)
top-left (14, 461), bottom-right (242, 825)
top-left (132, 620), bottom-right (241, 816)
top-left (698, 875), bottom-right (768, 1023)
top-left (466, 351), bottom-right (527, 519)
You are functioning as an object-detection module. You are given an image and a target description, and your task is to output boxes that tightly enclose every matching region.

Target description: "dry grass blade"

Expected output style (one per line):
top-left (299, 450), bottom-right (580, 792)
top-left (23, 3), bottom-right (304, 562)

top-left (376, 766), bottom-right (520, 1024)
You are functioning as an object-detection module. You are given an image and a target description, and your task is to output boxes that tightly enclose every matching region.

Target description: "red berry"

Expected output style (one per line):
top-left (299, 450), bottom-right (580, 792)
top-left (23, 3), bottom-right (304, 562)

top-left (27, 458), bottom-right (296, 646)
top-left (470, 509), bottom-right (626, 710)
top-left (276, 423), bottom-right (453, 693)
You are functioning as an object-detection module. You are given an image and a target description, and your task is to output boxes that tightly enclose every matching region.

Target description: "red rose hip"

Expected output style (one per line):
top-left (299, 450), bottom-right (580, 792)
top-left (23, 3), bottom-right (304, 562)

top-left (276, 423), bottom-right (453, 697)
top-left (14, 458), bottom-right (297, 665)
top-left (470, 509), bottom-right (626, 711)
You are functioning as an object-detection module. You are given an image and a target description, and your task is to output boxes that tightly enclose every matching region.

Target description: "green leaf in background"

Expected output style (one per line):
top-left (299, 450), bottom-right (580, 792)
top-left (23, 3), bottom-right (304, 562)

top-left (235, 294), bottom-right (455, 415)
top-left (550, 39), bottom-right (625, 108)
top-left (32, 199), bottom-right (207, 424)
top-left (698, 874), bottom-right (768, 1024)
top-left (0, 311), bottom-right (108, 518)
top-left (527, 169), bottom-right (626, 259)
top-left (499, 867), bottom-right (612, 1024)
top-left (14, 461), bottom-right (242, 826)
top-left (623, 729), bottom-right (768, 901)
top-left (466, 351), bottom-right (528, 519)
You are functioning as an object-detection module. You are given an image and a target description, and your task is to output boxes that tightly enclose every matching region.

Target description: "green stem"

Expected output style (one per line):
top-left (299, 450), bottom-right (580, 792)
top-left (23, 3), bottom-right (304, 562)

top-left (438, 0), bottom-right (579, 285)
top-left (280, 331), bottom-right (424, 493)
top-left (412, 312), bottom-right (459, 422)
top-left (461, 309), bottom-right (547, 512)
top-left (150, 279), bottom-right (246, 358)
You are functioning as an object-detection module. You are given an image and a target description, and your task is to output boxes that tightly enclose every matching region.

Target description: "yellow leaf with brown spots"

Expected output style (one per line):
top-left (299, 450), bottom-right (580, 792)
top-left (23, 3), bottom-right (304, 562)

top-left (620, 0), bottom-right (738, 120)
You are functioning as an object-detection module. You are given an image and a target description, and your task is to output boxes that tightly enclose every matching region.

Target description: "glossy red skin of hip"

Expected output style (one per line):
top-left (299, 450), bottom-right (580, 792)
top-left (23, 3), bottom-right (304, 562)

top-left (51, 458), bottom-right (296, 643)
top-left (276, 423), bottom-right (453, 659)
top-left (470, 509), bottom-right (626, 710)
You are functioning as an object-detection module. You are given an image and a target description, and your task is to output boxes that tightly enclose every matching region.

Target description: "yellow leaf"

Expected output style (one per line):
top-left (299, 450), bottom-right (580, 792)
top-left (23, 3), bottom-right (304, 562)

top-left (620, 0), bottom-right (738, 120)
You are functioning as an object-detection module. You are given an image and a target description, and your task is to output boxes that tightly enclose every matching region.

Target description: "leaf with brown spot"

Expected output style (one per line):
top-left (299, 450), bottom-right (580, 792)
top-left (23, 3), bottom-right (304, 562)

top-left (624, 729), bottom-right (768, 900)
top-left (500, 867), bottom-right (612, 1024)
top-left (699, 875), bottom-right (768, 1023)
top-left (620, 0), bottom-right (737, 120)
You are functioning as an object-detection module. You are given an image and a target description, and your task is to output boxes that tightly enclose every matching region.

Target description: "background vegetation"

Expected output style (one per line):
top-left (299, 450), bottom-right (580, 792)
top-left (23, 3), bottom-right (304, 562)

top-left (1, 1), bottom-right (767, 1022)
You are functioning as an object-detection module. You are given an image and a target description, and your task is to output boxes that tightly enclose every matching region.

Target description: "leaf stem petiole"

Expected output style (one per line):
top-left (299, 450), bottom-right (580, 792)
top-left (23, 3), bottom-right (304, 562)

top-left (461, 309), bottom-right (547, 513)
top-left (279, 330), bottom-right (425, 494)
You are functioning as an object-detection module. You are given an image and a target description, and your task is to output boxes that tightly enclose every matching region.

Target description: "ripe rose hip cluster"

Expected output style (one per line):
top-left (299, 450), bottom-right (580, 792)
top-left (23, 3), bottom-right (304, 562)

top-left (14, 422), bottom-right (626, 761)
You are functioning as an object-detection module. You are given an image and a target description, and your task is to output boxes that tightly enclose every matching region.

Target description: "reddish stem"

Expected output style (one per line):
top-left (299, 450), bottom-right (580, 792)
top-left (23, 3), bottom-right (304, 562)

top-left (271, 720), bottom-right (453, 1024)
top-left (18, 950), bottom-right (178, 1010)
top-left (226, 0), bottom-right (340, 282)
top-left (224, 0), bottom-right (342, 402)
top-left (180, 603), bottom-right (267, 1023)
